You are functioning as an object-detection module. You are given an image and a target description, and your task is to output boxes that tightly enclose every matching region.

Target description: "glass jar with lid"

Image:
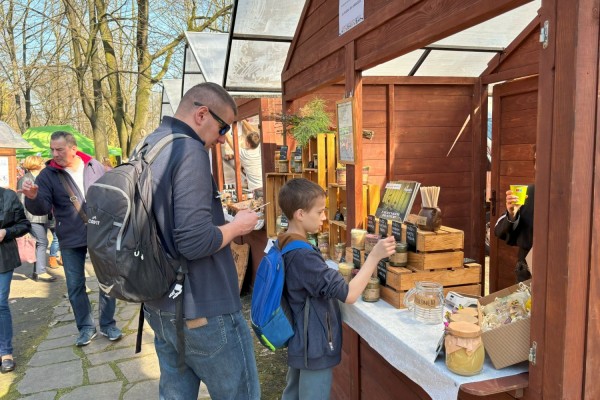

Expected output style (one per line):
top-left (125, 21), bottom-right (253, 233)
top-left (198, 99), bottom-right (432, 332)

top-left (445, 321), bottom-right (485, 376)
top-left (389, 242), bottom-right (408, 267)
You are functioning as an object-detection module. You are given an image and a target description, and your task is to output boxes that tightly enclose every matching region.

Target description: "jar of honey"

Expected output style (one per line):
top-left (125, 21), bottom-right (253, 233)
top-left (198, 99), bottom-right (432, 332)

top-left (362, 277), bottom-right (380, 302)
top-left (364, 234), bottom-right (381, 254)
top-left (351, 229), bottom-right (367, 250)
top-left (389, 242), bottom-right (408, 267)
top-left (338, 262), bottom-right (353, 284)
top-left (445, 321), bottom-right (485, 376)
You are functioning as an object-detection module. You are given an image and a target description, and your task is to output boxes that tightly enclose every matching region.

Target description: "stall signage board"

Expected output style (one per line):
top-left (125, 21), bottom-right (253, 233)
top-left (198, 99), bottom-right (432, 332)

top-left (353, 248), bottom-right (362, 268)
top-left (367, 215), bottom-right (376, 234)
top-left (377, 261), bottom-right (387, 286)
top-left (379, 218), bottom-right (388, 237)
top-left (375, 181), bottom-right (421, 222)
top-left (339, 0), bottom-right (364, 35)
top-left (391, 221), bottom-right (403, 242)
top-left (406, 223), bottom-right (418, 252)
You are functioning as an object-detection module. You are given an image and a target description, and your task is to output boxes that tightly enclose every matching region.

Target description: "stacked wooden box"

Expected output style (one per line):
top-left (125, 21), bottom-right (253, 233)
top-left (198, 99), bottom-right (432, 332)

top-left (379, 225), bottom-right (481, 308)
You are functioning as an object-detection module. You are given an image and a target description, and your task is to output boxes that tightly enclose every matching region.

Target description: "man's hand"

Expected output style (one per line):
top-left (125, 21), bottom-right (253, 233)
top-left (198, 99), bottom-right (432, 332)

top-left (18, 178), bottom-right (38, 200)
top-left (232, 209), bottom-right (259, 236)
top-left (506, 189), bottom-right (527, 220)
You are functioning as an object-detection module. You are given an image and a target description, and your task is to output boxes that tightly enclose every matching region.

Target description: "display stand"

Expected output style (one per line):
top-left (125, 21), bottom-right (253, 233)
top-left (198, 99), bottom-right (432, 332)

top-left (302, 133), bottom-right (336, 189)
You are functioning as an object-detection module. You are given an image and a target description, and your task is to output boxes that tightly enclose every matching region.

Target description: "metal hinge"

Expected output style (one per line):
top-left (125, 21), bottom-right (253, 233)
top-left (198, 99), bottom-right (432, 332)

top-left (540, 20), bottom-right (549, 49)
top-left (529, 341), bottom-right (537, 365)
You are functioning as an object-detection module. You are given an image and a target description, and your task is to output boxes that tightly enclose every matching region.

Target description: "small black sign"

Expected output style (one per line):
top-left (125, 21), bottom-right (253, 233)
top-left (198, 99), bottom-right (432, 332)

top-left (279, 145), bottom-right (288, 160)
top-left (379, 218), bottom-right (388, 237)
top-left (353, 248), bottom-right (362, 268)
top-left (367, 215), bottom-right (376, 234)
top-left (405, 223), bottom-right (418, 252)
top-left (391, 221), bottom-right (403, 242)
top-left (377, 261), bottom-right (387, 286)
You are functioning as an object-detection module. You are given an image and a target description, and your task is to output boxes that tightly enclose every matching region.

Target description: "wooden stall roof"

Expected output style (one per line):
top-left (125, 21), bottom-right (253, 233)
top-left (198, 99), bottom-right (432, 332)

top-left (282, 0), bottom-right (533, 102)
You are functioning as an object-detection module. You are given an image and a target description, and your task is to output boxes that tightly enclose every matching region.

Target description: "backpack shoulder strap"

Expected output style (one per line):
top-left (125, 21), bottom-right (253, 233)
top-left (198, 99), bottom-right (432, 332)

top-left (143, 133), bottom-right (191, 164)
top-left (281, 240), bottom-right (313, 255)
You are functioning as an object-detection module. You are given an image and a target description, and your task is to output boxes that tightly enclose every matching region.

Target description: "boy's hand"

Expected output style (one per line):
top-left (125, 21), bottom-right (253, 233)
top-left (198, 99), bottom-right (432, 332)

top-left (369, 236), bottom-right (396, 261)
top-left (232, 209), bottom-right (259, 236)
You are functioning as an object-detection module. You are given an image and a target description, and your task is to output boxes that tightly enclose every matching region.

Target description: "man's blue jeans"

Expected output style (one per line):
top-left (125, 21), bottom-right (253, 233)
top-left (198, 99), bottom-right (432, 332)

top-left (0, 270), bottom-right (14, 356)
top-left (143, 305), bottom-right (260, 400)
top-left (61, 246), bottom-right (116, 332)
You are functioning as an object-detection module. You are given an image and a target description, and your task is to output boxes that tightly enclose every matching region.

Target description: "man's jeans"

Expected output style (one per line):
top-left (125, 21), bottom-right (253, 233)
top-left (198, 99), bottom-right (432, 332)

top-left (61, 246), bottom-right (116, 332)
top-left (144, 305), bottom-right (260, 400)
top-left (0, 270), bottom-right (14, 356)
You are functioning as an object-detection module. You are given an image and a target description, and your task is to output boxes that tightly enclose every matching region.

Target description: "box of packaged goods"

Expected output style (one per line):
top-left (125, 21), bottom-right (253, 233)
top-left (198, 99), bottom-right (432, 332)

top-left (478, 280), bottom-right (532, 369)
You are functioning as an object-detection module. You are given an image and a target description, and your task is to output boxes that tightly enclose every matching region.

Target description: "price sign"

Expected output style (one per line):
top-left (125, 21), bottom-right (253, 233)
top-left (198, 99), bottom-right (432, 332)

top-left (353, 248), bottom-right (362, 268)
top-left (367, 215), bottom-right (376, 234)
top-left (377, 261), bottom-right (387, 286)
top-left (379, 218), bottom-right (388, 237)
top-left (391, 221), bottom-right (403, 242)
top-left (406, 223), bottom-right (418, 252)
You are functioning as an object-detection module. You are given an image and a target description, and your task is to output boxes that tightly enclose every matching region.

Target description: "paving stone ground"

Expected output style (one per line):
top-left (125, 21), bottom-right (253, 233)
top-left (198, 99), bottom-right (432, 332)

top-left (3, 266), bottom-right (211, 399)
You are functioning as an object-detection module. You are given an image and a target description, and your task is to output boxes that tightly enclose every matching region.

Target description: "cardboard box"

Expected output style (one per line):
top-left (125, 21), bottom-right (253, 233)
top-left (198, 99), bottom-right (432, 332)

top-left (478, 281), bottom-right (531, 369)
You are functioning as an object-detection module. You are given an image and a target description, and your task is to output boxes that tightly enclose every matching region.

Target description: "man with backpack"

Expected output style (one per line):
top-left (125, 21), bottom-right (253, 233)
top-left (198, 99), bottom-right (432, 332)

top-left (140, 82), bottom-right (260, 399)
top-left (19, 131), bottom-right (122, 347)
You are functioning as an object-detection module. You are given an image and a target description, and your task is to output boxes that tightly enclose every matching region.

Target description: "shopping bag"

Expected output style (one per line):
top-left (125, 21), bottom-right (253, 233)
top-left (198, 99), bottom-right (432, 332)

top-left (16, 235), bottom-right (36, 263)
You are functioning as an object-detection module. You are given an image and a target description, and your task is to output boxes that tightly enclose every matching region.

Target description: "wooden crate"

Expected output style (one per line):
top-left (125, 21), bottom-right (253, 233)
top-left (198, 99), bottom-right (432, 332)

top-left (407, 225), bottom-right (464, 252)
top-left (383, 262), bottom-right (481, 292)
top-left (265, 172), bottom-right (302, 237)
top-left (381, 283), bottom-right (482, 309)
top-left (407, 250), bottom-right (465, 270)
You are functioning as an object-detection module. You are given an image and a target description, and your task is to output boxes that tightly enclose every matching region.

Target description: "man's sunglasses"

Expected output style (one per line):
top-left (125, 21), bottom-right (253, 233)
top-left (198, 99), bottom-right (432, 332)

top-left (194, 102), bottom-right (230, 136)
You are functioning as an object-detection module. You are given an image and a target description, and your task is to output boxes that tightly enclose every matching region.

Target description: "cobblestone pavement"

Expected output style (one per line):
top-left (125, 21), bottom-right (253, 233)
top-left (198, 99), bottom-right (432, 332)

top-left (0, 261), bottom-right (210, 400)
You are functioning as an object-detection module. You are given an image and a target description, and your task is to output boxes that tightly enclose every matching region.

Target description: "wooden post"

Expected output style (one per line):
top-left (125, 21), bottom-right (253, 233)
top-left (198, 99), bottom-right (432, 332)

top-left (345, 41), bottom-right (364, 243)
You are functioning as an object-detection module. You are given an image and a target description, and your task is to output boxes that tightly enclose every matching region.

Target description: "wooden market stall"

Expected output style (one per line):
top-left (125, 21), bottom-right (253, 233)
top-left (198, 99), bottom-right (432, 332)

top-left (281, 0), bottom-right (599, 399)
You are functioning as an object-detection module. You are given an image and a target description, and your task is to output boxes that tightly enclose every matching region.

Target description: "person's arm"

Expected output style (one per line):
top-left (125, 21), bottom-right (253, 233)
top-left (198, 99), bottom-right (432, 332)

top-left (21, 171), bottom-right (54, 216)
top-left (1, 191), bottom-right (31, 241)
top-left (217, 209), bottom-right (258, 250)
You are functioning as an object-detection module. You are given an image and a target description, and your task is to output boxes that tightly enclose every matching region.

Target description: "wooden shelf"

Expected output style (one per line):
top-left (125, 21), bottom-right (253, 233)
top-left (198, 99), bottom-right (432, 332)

top-left (303, 167), bottom-right (318, 172)
top-left (329, 220), bottom-right (347, 229)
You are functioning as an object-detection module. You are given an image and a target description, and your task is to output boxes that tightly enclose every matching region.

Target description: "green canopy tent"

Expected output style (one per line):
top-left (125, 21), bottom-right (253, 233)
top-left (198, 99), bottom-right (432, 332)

top-left (16, 125), bottom-right (122, 159)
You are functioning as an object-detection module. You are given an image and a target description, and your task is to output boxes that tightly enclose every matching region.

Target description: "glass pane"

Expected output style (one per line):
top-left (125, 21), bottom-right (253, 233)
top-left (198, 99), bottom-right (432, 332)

top-left (163, 79), bottom-right (182, 112)
top-left (363, 50), bottom-right (425, 76)
top-left (184, 45), bottom-right (201, 73)
top-left (186, 32), bottom-right (228, 83)
top-left (161, 103), bottom-right (174, 120)
top-left (226, 40), bottom-right (289, 90)
top-left (182, 73), bottom-right (205, 97)
top-left (414, 51), bottom-right (496, 77)
top-left (234, 0), bottom-right (304, 38)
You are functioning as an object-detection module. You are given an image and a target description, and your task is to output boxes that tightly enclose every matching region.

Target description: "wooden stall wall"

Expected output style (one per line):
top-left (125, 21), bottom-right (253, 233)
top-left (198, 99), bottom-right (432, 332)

top-left (390, 79), bottom-right (477, 258)
top-left (489, 77), bottom-right (537, 292)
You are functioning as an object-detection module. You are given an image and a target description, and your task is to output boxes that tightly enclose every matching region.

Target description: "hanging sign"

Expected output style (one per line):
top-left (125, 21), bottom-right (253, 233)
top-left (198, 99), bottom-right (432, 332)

top-left (339, 0), bottom-right (364, 35)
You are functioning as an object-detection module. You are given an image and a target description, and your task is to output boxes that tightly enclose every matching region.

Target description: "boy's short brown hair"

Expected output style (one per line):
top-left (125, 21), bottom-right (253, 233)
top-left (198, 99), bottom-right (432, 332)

top-left (278, 178), bottom-right (326, 220)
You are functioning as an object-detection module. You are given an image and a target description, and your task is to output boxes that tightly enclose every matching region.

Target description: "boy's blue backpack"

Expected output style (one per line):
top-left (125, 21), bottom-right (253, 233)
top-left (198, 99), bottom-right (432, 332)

top-left (251, 240), bottom-right (313, 351)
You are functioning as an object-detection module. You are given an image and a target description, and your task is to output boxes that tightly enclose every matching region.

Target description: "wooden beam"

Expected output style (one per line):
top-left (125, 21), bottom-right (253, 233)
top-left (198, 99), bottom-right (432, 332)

top-left (470, 81), bottom-right (486, 267)
top-left (529, 0), bottom-right (597, 398)
top-left (386, 84), bottom-right (394, 182)
top-left (481, 65), bottom-right (539, 85)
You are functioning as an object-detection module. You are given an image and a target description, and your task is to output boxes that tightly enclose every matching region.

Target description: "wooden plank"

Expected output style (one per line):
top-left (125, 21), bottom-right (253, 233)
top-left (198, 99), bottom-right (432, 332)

top-left (386, 263), bottom-right (481, 291)
top-left (407, 250), bottom-right (465, 270)
top-left (381, 283), bottom-right (482, 309)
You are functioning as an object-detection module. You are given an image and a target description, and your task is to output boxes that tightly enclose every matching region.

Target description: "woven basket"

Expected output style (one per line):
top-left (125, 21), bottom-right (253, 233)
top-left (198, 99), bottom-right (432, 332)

top-left (230, 242), bottom-right (250, 293)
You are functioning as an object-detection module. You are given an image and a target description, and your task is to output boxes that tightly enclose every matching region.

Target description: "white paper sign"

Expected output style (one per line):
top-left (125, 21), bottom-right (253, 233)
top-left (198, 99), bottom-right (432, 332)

top-left (339, 0), bottom-right (364, 35)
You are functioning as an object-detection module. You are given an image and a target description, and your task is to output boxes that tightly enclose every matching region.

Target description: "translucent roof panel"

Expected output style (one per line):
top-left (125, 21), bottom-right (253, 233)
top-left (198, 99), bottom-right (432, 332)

top-left (182, 72), bottom-right (206, 96)
top-left (163, 79), bottom-right (182, 112)
top-left (414, 51), bottom-right (497, 77)
top-left (362, 0), bottom-right (539, 77)
top-left (234, 0), bottom-right (305, 38)
top-left (161, 103), bottom-right (174, 120)
top-left (363, 50), bottom-right (425, 76)
top-left (184, 46), bottom-right (202, 74)
top-left (185, 32), bottom-right (228, 84)
top-left (226, 40), bottom-right (290, 90)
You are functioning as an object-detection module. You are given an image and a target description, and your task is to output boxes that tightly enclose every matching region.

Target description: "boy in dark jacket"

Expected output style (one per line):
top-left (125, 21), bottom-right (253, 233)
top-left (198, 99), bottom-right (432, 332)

top-left (277, 178), bottom-right (395, 400)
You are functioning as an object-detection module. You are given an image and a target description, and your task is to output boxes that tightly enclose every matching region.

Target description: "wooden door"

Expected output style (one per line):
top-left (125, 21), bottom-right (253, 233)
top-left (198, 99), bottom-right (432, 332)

top-left (489, 76), bottom-right (537, 292)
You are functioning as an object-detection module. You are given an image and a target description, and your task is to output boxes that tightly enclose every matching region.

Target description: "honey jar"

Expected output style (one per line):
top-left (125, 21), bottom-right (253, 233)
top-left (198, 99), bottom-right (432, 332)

top-left (364, 234), bottom-right (381, 254)
top-left (362, 277), bottom-right (380, 302)
top-left (338, 262), bottom-right (353, 284)
top-left (445, 321), bottom-right (485, 376)
top-left (334, 243), bottom-right (346, 262)
top-left (389, 242), bottom-right (408, 267)
top-left (351, 229), bottom-right (367, 250)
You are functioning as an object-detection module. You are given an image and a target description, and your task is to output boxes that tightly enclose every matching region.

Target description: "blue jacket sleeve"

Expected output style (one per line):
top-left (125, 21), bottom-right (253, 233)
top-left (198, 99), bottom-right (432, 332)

top-left (24, 170), bottom-right (54, 216)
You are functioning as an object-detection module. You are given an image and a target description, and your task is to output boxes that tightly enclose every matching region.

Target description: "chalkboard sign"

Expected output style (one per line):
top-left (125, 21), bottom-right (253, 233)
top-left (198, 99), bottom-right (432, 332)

top-left (379, 218), bottom-right (388, 237)
top-left (367, 215), bottom-right (376, 234)
top-left (377, 261), bottom-right (387, 286)
top-left (391, 221), bottom-right (403, 242)
top-left (406, 223), bottom-right (418, 252)
top-left (279, 145), bottom-right (288, 161)
top-left (353, 248), bottom-right (362, 268)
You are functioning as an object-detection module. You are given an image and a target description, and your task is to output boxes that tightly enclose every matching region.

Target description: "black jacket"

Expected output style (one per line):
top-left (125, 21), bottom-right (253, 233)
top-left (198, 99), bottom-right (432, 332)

top-left (494, 184), bottom-right (535, 255)
top-left (0, 188), bottom-right (32, 273)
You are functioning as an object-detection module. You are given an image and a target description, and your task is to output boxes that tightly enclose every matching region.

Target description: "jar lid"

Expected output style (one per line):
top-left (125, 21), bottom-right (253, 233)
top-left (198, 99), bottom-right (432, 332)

top-left (456, 307), bottom-right (479, 317)
top-left (447, 321), bottom-right (481, 338)
top-left (449, 313), bottom-right (478, 324)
